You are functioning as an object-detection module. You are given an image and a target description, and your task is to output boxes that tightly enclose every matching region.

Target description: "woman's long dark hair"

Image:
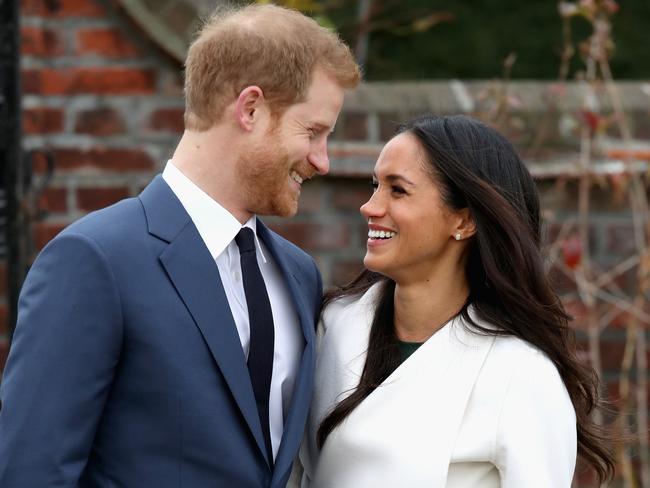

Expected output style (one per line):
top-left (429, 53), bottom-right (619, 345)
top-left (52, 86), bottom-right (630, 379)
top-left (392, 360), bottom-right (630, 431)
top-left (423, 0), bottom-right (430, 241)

top-left (317, 115), bottom-right (615, 482)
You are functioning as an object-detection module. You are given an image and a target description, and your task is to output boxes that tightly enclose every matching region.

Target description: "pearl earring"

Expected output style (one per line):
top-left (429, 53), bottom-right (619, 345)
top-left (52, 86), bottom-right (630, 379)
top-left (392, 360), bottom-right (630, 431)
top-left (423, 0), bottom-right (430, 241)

top-left (454, 233), bottom-right (462, 241)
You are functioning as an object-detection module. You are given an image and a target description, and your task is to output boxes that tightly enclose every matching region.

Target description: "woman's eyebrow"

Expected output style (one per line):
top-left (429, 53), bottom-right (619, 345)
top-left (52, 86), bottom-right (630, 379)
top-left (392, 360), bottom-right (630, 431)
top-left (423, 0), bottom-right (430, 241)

top-left (382, 174), bottom-right (416, 186)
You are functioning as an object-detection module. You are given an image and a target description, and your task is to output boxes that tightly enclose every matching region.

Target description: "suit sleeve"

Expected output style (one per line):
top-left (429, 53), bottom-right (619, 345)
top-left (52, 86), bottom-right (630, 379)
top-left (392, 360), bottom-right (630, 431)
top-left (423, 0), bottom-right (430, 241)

top-left (494, 349), bottom-right (577, 487)
top-left (0, 232), bottom-right (123, 487)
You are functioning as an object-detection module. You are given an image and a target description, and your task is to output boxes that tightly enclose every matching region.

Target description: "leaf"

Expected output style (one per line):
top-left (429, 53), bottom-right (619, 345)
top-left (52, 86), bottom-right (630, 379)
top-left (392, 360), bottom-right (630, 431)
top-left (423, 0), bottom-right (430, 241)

top-left (581, 109), bottom-right (600, 133)
top-left (562, 235), bottom-right (582, 270)
top-left (410, 12), bottom-right (454, 33)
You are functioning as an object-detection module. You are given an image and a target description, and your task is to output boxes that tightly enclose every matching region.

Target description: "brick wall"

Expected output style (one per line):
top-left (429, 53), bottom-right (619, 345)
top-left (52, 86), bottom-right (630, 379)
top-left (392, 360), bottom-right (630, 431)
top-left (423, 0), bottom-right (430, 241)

top-left (7, 0), bottom-right (650, 359)
top-left (2, 2), bottom-right (650, 481)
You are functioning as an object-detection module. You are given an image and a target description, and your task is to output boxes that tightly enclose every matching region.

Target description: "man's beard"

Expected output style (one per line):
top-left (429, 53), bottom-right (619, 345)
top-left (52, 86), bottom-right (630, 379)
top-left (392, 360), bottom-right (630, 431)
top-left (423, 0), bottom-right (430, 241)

top-left (236, 137), bottom-right (301, 218)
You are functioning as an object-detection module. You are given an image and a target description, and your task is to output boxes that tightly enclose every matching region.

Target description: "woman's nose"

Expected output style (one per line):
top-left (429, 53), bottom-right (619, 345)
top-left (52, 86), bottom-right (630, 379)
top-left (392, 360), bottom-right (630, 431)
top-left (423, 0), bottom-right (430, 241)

top-left (360, 190), bottom-right (384, 219)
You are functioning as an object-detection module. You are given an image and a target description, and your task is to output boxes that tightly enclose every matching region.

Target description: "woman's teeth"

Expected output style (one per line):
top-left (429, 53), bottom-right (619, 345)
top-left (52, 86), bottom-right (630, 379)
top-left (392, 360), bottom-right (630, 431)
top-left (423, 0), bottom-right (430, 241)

top-left (368, 229), bottom-right (396, 239)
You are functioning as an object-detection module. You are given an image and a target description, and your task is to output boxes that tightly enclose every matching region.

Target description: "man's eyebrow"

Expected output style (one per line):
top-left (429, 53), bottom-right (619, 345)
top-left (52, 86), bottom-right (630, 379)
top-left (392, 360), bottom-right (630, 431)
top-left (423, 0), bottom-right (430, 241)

top-left (311, 122), bottom-right (333, 132)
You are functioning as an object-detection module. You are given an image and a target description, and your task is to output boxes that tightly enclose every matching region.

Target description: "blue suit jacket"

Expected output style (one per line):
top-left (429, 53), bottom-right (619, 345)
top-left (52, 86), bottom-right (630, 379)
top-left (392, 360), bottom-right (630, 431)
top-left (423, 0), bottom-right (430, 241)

top-left (0, 176), bottom-right (321, 487)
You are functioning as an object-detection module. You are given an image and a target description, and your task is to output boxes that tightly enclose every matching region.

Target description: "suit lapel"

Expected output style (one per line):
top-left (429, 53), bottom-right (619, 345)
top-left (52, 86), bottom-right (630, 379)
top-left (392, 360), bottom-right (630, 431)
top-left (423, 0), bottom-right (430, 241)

top-left (257, 221), bottom-right (314, 346)
top-left (140, 177), bottom-right (269, 468)
top-left (257, 222), bottom-right (317, 482)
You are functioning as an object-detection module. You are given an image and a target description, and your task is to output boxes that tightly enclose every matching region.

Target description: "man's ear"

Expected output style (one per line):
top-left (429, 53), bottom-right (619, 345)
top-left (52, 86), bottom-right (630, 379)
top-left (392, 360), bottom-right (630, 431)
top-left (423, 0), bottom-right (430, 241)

top-left (234, 86), bottom-right (266, 131)
top-left (454, 207), bottom-right (476, 239)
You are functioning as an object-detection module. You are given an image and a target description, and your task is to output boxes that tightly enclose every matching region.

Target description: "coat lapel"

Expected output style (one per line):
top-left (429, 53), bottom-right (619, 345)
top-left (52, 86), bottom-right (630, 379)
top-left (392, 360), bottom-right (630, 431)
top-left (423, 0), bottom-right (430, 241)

top-left (140, 176), bottom-right (269, 468)
top-left (257, 222), bottom-right (317, 484)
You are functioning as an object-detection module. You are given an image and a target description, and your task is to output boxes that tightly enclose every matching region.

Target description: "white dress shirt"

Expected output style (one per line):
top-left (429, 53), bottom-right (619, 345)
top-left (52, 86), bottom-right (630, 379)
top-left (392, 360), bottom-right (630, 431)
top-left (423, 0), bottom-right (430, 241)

top-left (162, 161), bottom-right (303, 459)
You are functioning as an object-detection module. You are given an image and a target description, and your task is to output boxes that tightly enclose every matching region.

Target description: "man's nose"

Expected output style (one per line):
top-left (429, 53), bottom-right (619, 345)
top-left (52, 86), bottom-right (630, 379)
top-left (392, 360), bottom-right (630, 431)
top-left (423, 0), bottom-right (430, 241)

top-left (308, 139), bottom-right (330, 175)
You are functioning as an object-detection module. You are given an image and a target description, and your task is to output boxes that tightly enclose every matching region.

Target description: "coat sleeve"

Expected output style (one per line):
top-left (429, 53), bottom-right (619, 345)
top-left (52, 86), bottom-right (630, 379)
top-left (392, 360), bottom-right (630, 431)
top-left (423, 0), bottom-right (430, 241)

top-left (0, 232), bottom-right (124, 487)
top-left (493, 347), bottom-right (577, 487)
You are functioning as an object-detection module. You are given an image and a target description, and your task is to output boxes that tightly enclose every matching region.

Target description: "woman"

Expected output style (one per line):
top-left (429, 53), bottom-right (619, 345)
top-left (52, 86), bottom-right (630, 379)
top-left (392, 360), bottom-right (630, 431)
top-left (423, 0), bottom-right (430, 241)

top-left (296, 115), bottom-right (614, 487)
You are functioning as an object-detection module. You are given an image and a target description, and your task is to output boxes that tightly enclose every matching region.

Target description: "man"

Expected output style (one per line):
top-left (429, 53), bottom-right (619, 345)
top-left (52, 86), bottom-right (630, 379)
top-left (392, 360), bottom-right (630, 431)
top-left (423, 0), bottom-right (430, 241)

top-left (0, 4), bottom-right (360, 487)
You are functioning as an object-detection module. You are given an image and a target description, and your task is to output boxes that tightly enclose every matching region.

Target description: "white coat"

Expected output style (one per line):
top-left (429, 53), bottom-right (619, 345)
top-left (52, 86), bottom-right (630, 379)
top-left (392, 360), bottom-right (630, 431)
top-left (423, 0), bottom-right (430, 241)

top-left (293, 283), bottom-right (577, 488)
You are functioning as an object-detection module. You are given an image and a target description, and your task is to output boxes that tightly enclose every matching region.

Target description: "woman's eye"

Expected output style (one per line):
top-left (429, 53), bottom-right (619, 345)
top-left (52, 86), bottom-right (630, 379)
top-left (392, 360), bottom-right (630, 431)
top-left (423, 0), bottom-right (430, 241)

top-left (391, 185), bottom-right (406, 195)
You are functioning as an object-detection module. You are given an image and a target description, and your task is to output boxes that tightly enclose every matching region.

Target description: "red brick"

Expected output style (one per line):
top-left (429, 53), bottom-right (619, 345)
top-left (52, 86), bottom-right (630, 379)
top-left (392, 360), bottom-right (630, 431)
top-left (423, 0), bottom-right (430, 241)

top-left (577, 337), bottom-right (650, 373)
top-left (159, 71), bottom-right (184, 97)
top-left (0, 339), bottom-right (8, 373)
top-left (328, 145), bottom-right (380, 160)
top-left (23, 107), bottom-right (64, 134)
top-left (30, 150), bottom-right (55, 174)
top-left (548, 264), bottom-right (577, 296)
top-left (331, 259), bottom-right (364, 286)
top-left (23, 68), bottom-right (156, 95)
top-left (76, 28), bottom-right (139, 57)
top-left (33, 222), bottom-right (67, 250)
top-left (76, 187), bottom-right (130, 211)
top-left (22, 0), bottom-right (106, 17)
top-left (606, 311), bottom-right (638, 330)
top-left (75, 108), bottom-right (125, 135)
top-left (605, 340), bottom-right (650, 372)
top-left (544, 224), bottom-right (598, 256)
top-left (332, 187), bottom-right (372, 212)
top-left (38, 187), bottom-right (68, 213)
top-left (21, 26), bottom-right (65, 56)
top-left (605, 223), bottom-right (638, 256)
top-left (47, 148), bottom-right (154, 172)
top-left (295, 183), bottom-right (323, 215)
top-left (563, 300), bottom-right (588, 326)
top-left (149, 108), bottom-right (184, 134)
top-left (379, 112), bottom-right (399, 142)
top-left (268, 222), bottom-right (350, 252)
top-left (357, 222), bottom-right (369, 250)
top-left (606, 148), bottom-right (650, 161)
top-left (343, 112), bottom-right (368, 141)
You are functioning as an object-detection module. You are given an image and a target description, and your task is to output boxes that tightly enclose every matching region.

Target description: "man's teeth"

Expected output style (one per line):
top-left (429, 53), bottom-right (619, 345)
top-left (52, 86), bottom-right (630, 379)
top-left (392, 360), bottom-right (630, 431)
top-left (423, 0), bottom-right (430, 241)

top-left (290, 171), bottom-right (303, 184)
top-left (368, 229), bottom-right (397, 239)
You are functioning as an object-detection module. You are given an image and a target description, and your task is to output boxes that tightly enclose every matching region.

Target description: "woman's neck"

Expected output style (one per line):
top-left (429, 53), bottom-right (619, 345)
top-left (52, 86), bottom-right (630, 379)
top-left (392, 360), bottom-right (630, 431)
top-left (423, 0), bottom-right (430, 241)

top-left (393, 275), bottom-right (469, 343)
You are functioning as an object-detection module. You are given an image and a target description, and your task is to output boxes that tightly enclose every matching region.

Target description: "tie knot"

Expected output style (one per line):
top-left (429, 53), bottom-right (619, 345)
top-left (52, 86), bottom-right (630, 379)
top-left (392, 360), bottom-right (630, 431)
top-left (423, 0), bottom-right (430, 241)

top-left (235, 227), bottom-right (256, 254)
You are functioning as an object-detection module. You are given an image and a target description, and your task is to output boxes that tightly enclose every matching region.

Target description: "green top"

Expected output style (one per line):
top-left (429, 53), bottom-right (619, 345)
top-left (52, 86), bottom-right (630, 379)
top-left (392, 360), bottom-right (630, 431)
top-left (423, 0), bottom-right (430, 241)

top-left (397, 340), bottom-right (424, 364)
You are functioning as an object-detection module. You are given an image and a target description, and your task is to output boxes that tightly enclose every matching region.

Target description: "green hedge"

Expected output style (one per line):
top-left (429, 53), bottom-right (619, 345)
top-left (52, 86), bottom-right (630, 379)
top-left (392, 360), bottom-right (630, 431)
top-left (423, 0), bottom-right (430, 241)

top-left (329, 0), bottom-right (650, 80)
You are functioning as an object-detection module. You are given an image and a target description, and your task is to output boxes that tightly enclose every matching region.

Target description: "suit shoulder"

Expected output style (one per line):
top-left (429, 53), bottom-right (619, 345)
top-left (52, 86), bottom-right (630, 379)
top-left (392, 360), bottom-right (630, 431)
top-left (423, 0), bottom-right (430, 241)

top-left (56, 197), bottom-right (146, 252)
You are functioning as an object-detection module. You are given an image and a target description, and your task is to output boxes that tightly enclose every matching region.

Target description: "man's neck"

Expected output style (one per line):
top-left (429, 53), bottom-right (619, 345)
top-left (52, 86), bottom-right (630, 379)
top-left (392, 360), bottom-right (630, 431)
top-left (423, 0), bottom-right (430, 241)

top-left (171, 129), bottom-right (252, 224)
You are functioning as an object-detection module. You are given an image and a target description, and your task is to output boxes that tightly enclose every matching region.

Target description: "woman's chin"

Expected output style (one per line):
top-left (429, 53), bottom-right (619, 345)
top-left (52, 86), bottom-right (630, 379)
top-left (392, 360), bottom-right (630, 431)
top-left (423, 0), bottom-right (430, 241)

top-left (363, 256), bottom-right (391, 278)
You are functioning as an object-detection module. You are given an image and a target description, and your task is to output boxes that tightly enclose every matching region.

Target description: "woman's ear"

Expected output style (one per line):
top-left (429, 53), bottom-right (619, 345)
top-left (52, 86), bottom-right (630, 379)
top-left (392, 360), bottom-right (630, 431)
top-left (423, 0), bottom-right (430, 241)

top-left (453, 208), bottom-right (476, 240)
top-left (234, 86), bottom-right (266, 131)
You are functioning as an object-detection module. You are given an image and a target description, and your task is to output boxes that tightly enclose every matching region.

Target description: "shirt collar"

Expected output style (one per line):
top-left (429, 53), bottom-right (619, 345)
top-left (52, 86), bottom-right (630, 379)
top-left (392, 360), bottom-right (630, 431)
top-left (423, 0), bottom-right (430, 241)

top-left (162, 160), bottom-right (266, 261)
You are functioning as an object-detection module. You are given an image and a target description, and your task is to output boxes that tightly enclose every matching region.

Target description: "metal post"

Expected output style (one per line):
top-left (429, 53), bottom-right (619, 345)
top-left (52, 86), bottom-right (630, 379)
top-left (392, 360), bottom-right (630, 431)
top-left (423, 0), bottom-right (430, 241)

top-left (0, 0), bottom-right (22, 342)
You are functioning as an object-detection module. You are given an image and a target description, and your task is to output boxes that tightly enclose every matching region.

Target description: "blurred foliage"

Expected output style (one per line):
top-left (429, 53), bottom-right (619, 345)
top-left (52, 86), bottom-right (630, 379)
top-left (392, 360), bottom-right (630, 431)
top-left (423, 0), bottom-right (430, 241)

top-left (263, 0), bottom-right (650, 80)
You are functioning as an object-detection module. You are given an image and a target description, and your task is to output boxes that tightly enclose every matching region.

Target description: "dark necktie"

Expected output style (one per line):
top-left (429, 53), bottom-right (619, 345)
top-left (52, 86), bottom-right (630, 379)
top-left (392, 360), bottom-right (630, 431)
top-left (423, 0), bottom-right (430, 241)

top-left (235, 227), bottom-right (275, 465)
